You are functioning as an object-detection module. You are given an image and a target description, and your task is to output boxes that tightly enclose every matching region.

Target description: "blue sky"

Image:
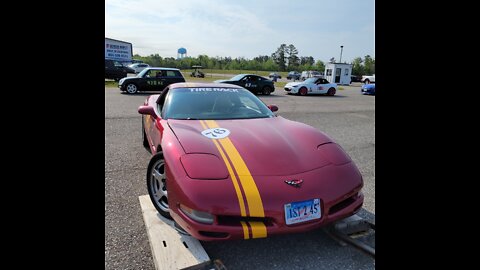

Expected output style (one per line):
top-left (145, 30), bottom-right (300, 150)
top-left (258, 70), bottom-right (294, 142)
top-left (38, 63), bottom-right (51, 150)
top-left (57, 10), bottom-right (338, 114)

top-left (105, 0), bottom-right (374, 63)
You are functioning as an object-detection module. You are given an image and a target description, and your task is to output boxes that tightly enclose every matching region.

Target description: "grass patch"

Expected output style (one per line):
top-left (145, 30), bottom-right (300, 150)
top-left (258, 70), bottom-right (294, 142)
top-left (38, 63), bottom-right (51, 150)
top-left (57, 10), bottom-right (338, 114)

top-left (338, 87), bottom-right (344, 90)
top-left (105, 80), bottom-right (118, 88)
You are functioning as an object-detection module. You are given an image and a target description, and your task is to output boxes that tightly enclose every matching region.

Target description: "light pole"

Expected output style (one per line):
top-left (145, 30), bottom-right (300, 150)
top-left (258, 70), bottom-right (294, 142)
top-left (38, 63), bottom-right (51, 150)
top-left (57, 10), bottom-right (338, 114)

top-left (339, 45), bottom-right (344, 63)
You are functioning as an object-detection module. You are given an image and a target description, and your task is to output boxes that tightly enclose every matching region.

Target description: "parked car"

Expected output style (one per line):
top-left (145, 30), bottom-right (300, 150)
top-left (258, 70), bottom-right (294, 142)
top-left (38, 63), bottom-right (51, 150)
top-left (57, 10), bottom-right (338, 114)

top-left (128, 63), bottom-right (150, 74)
top-left (350, 75), bottom-right (362, 83)
top-left (268, 72), bottom-right (282, 79)
top-left (361, 83), bottom-right (375, 95)
top-left (105, 59), bottom-right (135, 81)
top-left (287, 71), bottom-right (301, 80)
top-left (138, 82), bottom-right (364, 241)
top-left (118, 67), bottom-right (185, 94)
top-left (214, 74), bottom-right (275, 95)
top-left (361, 74), bottom-right (375, 84)
top-left (300, 71), bottom-right (323, 81)
top-left (284, 77), bottom-right (337, 96)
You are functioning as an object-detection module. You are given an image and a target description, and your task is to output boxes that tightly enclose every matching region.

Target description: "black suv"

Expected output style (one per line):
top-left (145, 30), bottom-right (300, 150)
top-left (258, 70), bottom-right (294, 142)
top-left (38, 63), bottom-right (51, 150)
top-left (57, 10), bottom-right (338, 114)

top-left (118, 67), bottom-right (186, 94)
top-left (105, 59), bottom-right (135, 81)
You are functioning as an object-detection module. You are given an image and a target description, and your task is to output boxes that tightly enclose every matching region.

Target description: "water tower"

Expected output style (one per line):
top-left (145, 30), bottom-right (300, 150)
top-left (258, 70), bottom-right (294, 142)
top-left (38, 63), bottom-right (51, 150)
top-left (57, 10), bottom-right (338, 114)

top-left (177, 47), bottom-right (187, 59)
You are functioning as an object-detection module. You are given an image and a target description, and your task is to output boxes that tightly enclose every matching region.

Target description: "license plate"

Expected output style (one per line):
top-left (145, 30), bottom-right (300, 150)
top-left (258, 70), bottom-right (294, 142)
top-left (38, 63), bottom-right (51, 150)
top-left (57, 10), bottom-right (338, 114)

top-left (284, 199), bottom-right (321, 225)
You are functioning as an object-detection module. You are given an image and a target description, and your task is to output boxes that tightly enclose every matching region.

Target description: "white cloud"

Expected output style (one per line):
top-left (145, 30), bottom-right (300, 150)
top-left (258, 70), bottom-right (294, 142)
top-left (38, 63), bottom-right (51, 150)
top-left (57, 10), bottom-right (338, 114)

top-left (105, 0), bottom-right (375, 61)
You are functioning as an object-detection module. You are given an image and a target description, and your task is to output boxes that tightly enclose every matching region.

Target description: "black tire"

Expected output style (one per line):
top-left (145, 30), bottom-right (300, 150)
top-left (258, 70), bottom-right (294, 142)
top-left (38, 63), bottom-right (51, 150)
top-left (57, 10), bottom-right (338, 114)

top-left (262, 86), bottom-right (272, 95)
top-left (147, 153), bottom-right (172, 219)
top-left (299, 87), bottom-right (308, 96)
top-left (125, 83), bottom-right (138, 94)
top-left (142, 116), bottom-right (150, 149)
top-left (364, 79), bottom-right (370, 84)
top-left (327, 88), bottom-right (336, 96)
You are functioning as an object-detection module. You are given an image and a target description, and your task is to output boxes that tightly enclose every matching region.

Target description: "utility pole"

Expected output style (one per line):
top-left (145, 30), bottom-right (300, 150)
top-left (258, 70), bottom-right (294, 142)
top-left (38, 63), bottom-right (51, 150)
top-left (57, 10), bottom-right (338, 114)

top-left (340, 45), bottom-right (344, 63)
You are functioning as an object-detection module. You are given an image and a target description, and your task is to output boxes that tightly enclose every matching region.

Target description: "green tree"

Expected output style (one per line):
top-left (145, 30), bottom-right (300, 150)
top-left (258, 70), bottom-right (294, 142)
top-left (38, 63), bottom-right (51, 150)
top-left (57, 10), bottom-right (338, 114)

top-left (272, 44), bottom-right (287, 71)
top-left (363, 55), bottom-right (375, 75)
top-left (352, 57), bottom-right (364, 75)
top-left (300, 56), bottom-right (315, 66)
top-left (315, 60), bottom-right (325, 73)
top-left (286, 44), bottom-right (299, 70)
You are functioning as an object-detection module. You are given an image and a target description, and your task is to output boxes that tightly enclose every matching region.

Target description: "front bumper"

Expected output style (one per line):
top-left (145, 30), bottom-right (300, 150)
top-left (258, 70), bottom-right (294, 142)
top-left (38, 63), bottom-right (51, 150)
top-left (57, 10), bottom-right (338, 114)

top-left (284, 87), bottom-right (299, 94)
top-left (168, 162), bottom-right (364, 241)
top-left (171, 191), bottom-right (363, 241)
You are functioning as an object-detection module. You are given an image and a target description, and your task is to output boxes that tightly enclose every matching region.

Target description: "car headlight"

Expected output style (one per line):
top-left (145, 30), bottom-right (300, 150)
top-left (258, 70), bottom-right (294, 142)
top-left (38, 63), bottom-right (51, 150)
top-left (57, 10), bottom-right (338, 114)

top-left (119, 78), bottom-right (125, 85)
top-left (317, 143), bottom-right (352, 165)
top-left (179, 204), bottom-right (214, 224)
top-left (180, 153), bottom-right (228, 179)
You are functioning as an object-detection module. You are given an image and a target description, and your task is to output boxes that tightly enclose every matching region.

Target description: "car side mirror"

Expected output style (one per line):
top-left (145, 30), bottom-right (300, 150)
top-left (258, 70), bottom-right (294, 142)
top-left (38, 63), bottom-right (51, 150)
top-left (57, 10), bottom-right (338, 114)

top-left (138, 106), bottom-right (157, 118)
top-left (268, 105), bottom-right (278, 112)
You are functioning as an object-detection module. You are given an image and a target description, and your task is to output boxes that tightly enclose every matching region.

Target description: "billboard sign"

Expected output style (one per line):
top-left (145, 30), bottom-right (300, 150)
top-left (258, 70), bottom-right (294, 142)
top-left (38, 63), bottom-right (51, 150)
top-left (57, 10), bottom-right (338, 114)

top-left (105, 38), bottom-right (132, 62)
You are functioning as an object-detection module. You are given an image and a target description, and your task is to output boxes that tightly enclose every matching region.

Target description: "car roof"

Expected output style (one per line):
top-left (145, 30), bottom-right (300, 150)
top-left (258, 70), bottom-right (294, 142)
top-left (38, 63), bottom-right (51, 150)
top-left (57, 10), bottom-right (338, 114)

top-left (236, 74), bottom-right (259, 77)
top-left (144, 67), bottom-right (180, 71)
top-left (169, 82), bottom-right (244, 89)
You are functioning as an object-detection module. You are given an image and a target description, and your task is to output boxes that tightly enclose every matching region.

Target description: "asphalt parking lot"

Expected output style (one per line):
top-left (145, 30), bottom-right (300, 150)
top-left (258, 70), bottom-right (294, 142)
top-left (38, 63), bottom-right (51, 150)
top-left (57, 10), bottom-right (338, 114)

top-left (105, 84), bottom-right (375, 269)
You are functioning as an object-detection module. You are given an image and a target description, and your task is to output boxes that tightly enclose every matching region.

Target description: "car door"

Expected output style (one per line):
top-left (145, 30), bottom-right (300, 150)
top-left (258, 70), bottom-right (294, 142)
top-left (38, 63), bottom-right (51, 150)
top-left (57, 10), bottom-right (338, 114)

top-left (315, 78), bottom-right (329, 94)
top-left (142, 69), bottom-right (160, 91)
top-left (243, 76), bottom-right (259, 93)
top-left (162, 70), bottom-right (184, 90)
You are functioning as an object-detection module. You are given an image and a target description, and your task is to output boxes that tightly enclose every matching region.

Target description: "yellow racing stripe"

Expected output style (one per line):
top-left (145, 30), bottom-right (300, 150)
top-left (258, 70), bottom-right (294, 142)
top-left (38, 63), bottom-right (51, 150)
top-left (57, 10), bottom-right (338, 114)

top-left (204, 120), bottom-right (265, 217)
top-left (248, 221), bottom-right (267, 238)
top-left (200, 120), bottom-right (247, 217)
top-left (203, 120), bottom-right (267, 238)
top-left (240, 221), bottom-right (250, 239)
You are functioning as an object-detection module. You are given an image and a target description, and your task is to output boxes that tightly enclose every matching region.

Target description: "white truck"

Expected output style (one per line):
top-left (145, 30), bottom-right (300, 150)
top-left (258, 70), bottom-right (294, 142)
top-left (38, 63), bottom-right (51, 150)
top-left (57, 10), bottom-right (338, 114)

top-left (361, 74), bottom-right (375, 84)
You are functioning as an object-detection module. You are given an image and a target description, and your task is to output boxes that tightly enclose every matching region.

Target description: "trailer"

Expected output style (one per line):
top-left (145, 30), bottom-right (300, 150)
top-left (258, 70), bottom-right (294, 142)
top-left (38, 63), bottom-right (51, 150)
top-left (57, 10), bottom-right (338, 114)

top-left (105, 37), bottom-right (133, 65)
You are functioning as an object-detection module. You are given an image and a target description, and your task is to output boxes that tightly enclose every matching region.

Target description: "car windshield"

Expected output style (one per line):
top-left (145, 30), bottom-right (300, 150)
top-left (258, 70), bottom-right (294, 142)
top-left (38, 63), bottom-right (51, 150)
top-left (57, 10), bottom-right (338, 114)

top-left (228, 74), bottom-right (246, 81)
top-left (137, 68), bottom-right (150, 77)
top-left (304, 78), bottom-right (317, 84)
top-left (163, 87), bottom-right (275, 120)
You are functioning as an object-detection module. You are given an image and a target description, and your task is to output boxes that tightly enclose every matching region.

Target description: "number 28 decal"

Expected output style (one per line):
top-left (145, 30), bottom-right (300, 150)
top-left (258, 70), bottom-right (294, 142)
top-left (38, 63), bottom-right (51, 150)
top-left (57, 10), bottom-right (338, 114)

top-left (201, 128), bottom-right (230, 139)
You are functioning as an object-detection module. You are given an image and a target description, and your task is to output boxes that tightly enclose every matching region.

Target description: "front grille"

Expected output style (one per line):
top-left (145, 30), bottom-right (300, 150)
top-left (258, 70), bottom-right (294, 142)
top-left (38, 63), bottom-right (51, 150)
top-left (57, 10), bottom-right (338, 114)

top-left (328, 193), bottom-right (357, 215)
top-left (284, 88), bottom-right (291, 91)
top-left (199, 231), bottom-right (229, 238)
top-left (217, 216), bottom-right (275, 227)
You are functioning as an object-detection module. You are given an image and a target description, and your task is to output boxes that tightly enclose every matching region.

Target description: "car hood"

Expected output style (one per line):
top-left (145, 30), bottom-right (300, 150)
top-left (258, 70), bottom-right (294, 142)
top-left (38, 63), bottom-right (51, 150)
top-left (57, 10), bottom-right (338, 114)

top-left (167, 117), bottom-right (337, 176)
top-left (285, 82), bottom-right (303, 87)
top-left (213, 79), bottom-right (230, 83)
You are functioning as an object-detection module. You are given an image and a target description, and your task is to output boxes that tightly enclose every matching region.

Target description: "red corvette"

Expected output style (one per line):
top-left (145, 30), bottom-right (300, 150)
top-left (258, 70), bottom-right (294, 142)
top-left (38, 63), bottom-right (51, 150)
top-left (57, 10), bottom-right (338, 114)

top-left (138, 82), bottom-right (363, 241)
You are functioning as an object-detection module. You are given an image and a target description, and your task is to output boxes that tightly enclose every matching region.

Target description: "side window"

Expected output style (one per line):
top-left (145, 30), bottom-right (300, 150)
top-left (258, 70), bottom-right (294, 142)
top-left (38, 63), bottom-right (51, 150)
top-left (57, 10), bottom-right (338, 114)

top-left (156, 71), bottom-right (164, 77)
top-left (345, 69), bottom-right (349, 76)
top-left (166, 70), bottom-right (177, 77)
top-left (114, 61), bottom-right (123, 67)
top-left (174, 70), bottom-right (183, 77)
top-left (326, 69), bottom-right (332, 76)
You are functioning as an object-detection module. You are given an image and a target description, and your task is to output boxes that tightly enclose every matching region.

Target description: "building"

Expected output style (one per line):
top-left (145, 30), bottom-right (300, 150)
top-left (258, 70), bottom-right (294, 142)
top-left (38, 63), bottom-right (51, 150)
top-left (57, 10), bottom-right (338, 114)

top-left (324, 63), bottom-right (352, 85)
